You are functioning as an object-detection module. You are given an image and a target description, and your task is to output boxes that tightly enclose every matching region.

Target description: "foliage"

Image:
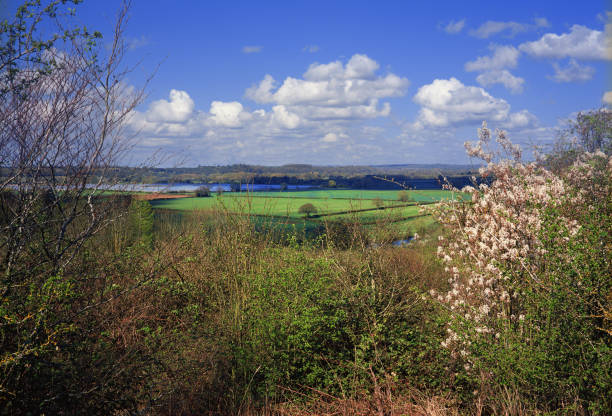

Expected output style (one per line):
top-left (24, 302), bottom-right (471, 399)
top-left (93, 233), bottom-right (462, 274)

top-left (298, 202), bottom-right (317, 217)
top-left (547, 107), bottom-right (612, 172)
top-left (397, 190), bottom-right (412, 202)
top-left (128, 199), bottom-right (154, 249)
top-left (195, 185), bottom-right (211, 197)
top-left (0, 1), bottom-right (147, 413)
top-left (431, 121), bottom-right (612, 414)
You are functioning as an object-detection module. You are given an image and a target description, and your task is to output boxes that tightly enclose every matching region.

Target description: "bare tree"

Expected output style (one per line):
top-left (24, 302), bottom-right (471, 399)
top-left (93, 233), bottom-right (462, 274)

top-left (1, 1), bottom-right (143, 277)
top-left (0, 0), bottom-right (148, 406)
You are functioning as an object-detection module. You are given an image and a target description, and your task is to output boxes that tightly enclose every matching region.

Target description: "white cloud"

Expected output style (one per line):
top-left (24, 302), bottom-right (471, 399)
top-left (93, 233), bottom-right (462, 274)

top-left (476, 70), bottom-right (524, 94)
top-left (302, 61), bottom-right (345, 81)
top-left (322, 133), bottom-right (338, 142)
top-left (443, 19), bottom-right (465, 34)
top-left (500, 109), bottom-right (538, 129)
top-left (534, 18), bottom-right (550, 28)
top-left (465, 45), bottom-right (520, 71)
top-left (127, 35), bottom-right (149, 50)
top-left (303, 45), bottom-right (319, 53)
top-left (465, 45), bottom-right (523, 94)
top-left (271, 105), bottom-right (300, 129)
top-left (470, 18), bottom-right (549, 39)
top-left (519, 25), bottom-right (610, 60)
top-left (128, 56), bottom-right (417, 164)
top-left (411, 77), bottom-right (536, 129)
top-left (209, 101), bottom-right (252, 127)
top-left (244, 74), bottom-right (276, 103)
top-left (344, 54), bottom-right (380, 79)
top-left (246, 54), bottom-right (408, 110)
top-left (549, 59), bottom-right (595, 82)
top-left (242, 45), bottom-right (263, 54)
top-left (147, 89), bottom-right (194, 123)
top-left (602, 91), bottom-right (612, 105)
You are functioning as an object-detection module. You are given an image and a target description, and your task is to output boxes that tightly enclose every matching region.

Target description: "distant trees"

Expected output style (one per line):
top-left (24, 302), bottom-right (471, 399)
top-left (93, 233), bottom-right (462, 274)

top-left (298, 203), bottom-right (317, 217)
top-left (195, 185), bottom-right (211, 197)
top-left (328, 179), bottom-right (337, 188)
top-left (547, 108), bottom-right (612, 171)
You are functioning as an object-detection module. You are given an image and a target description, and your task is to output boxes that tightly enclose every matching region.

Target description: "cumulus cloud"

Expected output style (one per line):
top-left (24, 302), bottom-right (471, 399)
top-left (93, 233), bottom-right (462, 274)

top-left (443, 19), bottom-right (465, 34)
top-left (246, 54), bottom-right (408, 112)
top-left (549, 59), bottom-right (595, 82)
top-left (209, 101), bottom-right (252, 127)
top-left (242, 45), bottom-right (263, 53)
top-left (271, 105), bottom-right (300, 129)
top-left (322, 132), bottom-right (339, 142)
top-left (147, 89), bottom-right (195, 123)
top-left (470, 18), bottom-right (549, 39)
top-left (411, 77), bottom-right (536, 130)
top-left (519, 25), bottom-right (610, 60)
top-left (129, 54), bottom-right (408, 162)
top-left (465, 45), bottom-right (524, 94)
top-left (476, 70), bottom-right (524, 94)
top-left (500, 109), bottom-right (538, 129)
top-left (602, 91), bottom-right (612, 105)
top-left (465, 45), bottom-right (520, 71)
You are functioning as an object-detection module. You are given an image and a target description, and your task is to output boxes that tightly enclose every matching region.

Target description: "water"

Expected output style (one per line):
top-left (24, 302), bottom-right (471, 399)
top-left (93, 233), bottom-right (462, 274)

top-left (391, 237), bottom-right (414, 247)
top-left (95, 183), bottom-right (317, 193)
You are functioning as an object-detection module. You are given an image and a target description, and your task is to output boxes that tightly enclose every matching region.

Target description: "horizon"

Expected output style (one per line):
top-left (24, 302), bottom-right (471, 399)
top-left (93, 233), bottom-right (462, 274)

top-left (4, 0), bottom-right (609, 167)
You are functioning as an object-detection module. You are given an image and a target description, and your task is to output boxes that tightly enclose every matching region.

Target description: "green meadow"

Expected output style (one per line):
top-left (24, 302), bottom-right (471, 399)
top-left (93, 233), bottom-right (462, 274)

top-left (149, 189), bottom-right (460, 219)
top-left (149, 189), bottom-right (456, 241)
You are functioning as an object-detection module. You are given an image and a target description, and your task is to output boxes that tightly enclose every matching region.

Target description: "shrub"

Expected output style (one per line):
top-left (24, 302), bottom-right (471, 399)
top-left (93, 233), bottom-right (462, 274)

top-left (431, 121), bottom-right (612, 413)
top-left (397, 191), bottom-right (411, 202)
top-left (195, 185), bottom-right (211, 197)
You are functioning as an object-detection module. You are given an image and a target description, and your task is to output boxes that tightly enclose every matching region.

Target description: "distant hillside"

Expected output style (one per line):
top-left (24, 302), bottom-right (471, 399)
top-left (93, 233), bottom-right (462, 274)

top-left (108, 163), bottom-right (482, 185)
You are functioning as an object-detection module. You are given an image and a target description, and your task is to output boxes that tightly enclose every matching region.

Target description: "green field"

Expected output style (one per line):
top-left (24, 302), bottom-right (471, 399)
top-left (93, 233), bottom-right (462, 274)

top-left (242, 189), bottom-right (461, 202)
top-left (149, 189), bottom-right (452, 240)
top-left (150, 193), bottom-right (432, 219)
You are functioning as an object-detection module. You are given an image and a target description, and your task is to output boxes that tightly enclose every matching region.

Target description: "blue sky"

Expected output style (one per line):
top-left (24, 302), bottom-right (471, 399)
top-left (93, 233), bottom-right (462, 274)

top-left (8, 0), bottom-right (612, 166)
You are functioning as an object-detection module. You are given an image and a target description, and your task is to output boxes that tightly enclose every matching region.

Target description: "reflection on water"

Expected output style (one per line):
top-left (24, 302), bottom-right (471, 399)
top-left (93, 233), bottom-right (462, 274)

top-left (391, 237), bottom-right (414, 247)
top-left (96, 183), bottom-right (317, 193)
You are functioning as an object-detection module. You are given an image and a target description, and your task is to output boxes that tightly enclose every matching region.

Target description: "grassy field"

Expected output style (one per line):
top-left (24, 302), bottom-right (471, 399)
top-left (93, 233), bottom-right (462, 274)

top-left (149, 189), bottom-right (452, 240)
top-left (243, 189), bottom-right (462, 202)
top-left (149, 189), bottom-right (460, 216)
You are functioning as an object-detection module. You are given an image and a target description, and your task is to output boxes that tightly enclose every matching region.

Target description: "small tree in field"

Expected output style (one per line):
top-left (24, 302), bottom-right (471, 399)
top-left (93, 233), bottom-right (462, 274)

top-left (298, 203), bottom-right (317, 217)
top-left (397, 190), bottom-right (412, 202)
top-left (195, 185), bottom-right (211, 197)
top-left (373, 197), bottom-right (385, 209)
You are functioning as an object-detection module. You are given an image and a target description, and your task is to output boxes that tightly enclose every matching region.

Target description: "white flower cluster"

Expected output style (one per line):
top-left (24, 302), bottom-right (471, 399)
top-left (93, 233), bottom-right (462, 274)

top-left (429, 122), bottom-right (612, 361)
